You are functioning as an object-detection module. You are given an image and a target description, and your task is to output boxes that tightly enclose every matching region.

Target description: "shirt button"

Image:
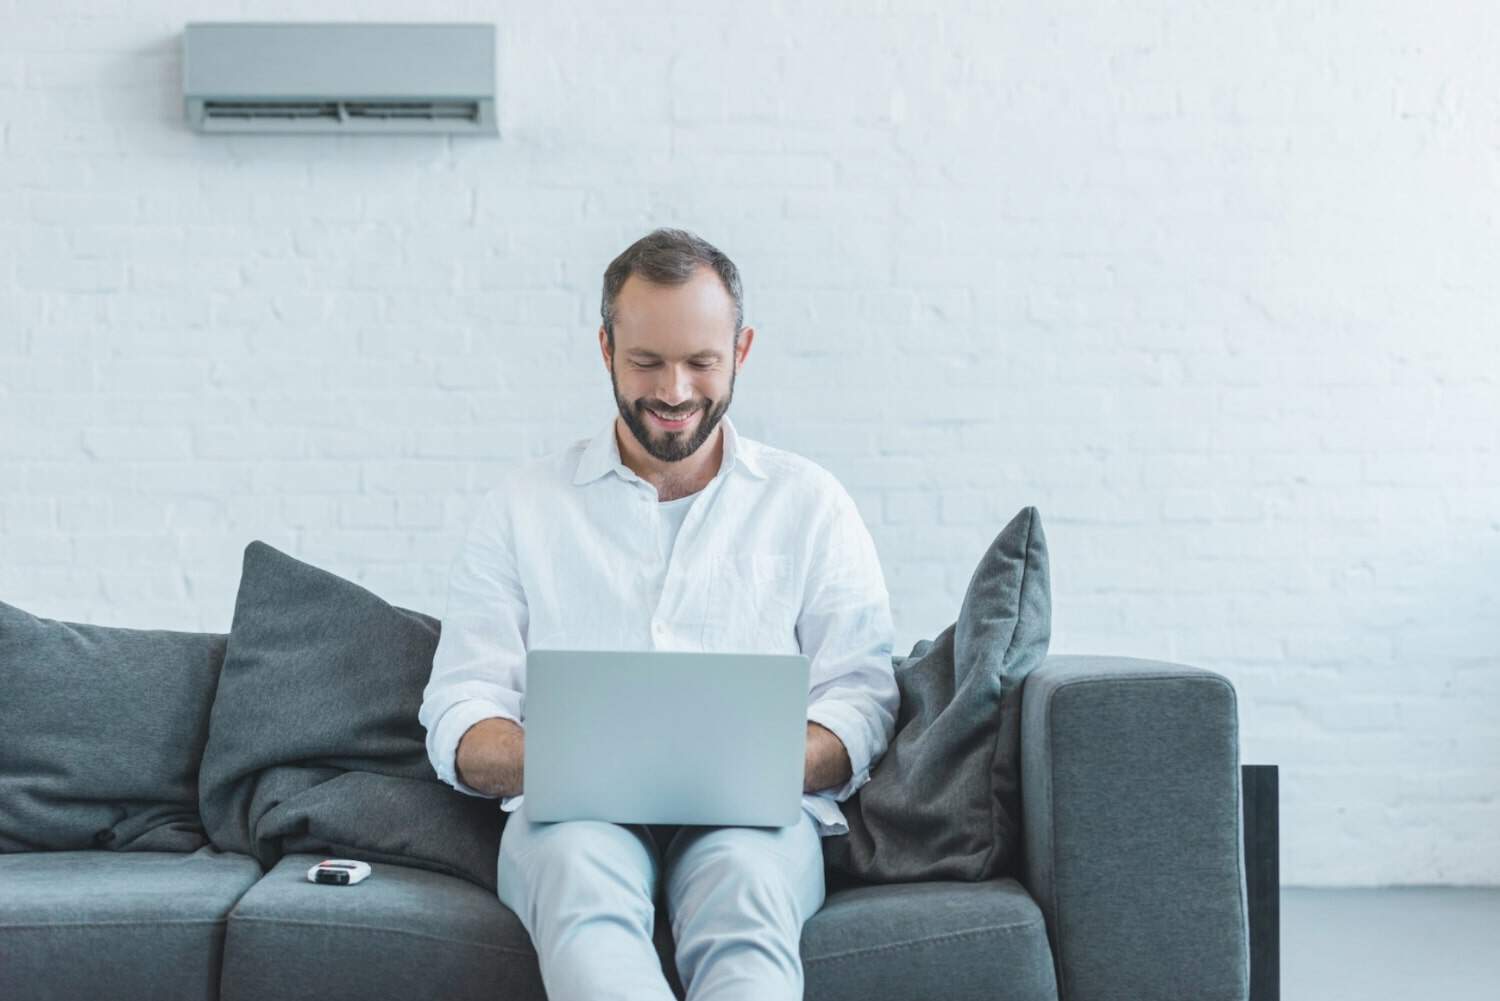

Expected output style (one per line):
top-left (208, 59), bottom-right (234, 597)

top-left (653, 621), bottom-right (665, 635)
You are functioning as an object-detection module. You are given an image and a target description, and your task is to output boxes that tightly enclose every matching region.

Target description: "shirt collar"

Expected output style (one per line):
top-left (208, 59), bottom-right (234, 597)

top-left (572, 412), bottom-right (767, 486)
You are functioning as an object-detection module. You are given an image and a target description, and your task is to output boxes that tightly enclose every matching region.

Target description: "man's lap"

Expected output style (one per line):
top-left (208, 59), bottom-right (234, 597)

top-left (497, 810), bottom-right (824, 913)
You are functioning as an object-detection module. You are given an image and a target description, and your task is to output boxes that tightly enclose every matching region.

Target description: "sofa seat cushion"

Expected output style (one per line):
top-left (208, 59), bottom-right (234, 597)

top-left (803, 874), bottom-right (1059, 1001)
top-left (221, 853), bottom-right (543, 1001)
top-left (0, 846), bottom-right (263, 1001)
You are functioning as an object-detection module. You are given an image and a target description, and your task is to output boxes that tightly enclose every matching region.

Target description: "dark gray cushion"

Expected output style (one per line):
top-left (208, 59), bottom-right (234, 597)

top-left (0, 600), bottom-right (225, 853)
top-left (0, 845), bottom-right (264, 1001)
top-left (198, 541), bottom-right (504, 892)
top-left (804, 874), bottom-right (1058, 1001)
top-left (823, 506), bottom-right (1051, 882)
top-left (221, 853), bottom-right (542, 1001)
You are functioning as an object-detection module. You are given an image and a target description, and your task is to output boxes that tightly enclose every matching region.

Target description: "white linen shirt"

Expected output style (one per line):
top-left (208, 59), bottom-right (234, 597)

top-left (418, 413), bottom-right (899, 837)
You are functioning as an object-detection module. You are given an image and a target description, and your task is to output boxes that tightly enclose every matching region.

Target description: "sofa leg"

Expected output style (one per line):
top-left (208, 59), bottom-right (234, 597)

top-left (1243, 764), bottom-right (1280, 1001)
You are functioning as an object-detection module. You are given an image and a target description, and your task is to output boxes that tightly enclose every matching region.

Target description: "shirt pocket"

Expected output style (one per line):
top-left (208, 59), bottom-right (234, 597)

top-left (701, 553), bottom-right (800, 652)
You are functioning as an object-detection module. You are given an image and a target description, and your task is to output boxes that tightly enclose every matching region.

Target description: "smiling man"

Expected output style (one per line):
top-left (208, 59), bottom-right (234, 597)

top-left (419, 227), bottom-right (898, 1001)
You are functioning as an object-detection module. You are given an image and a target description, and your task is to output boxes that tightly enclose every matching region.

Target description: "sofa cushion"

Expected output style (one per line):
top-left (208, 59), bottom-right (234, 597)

top-left (823, 506), bottom-right (1051, 882)
top-left (0, 599), bottom-right (225, 853)
top-left (221, 853), bottom-right (544, 1001)
top-left (198, 541), bottom-right (504, 892)
top-left (805, 873), bottom-right (1059, 1001)
top-left (0, 845), bottom-right (263, 1001)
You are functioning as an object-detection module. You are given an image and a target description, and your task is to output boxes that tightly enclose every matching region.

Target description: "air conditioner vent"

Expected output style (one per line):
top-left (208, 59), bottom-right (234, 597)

top-left (183, 23), bottom-right (497, 136)
top-left (200, 99), bottom-right (484, 129)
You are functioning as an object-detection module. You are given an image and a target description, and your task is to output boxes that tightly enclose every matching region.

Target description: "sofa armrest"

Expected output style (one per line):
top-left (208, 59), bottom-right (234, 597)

top-left (1018, 655), bottom-right (1249, 1001)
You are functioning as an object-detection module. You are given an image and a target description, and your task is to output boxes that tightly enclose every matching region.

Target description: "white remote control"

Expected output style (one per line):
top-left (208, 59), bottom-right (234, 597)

top-left (307, 859), bottom-right (372, 886)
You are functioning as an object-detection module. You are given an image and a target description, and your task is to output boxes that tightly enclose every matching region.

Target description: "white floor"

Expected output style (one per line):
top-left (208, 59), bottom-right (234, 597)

top-left (1281, 887), bottom-right (1500, 1001)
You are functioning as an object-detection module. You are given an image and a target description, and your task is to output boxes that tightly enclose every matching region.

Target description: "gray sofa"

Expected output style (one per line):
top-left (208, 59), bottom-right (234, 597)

top-left (0, 650), bottom-right (1249, 1001)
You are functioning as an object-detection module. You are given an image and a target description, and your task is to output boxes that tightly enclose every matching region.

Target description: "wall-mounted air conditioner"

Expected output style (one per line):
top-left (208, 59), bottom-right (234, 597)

top-left (182, 22), bottom-right (497, 135)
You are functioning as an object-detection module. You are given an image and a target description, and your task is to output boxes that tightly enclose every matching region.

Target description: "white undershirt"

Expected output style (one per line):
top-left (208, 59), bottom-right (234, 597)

top-left (655, 485), bottom-right (704, 566)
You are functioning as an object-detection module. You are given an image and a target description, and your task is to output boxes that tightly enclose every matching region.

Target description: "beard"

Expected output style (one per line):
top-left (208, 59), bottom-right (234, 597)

top-left (611, 361), bottom-right (736, 464)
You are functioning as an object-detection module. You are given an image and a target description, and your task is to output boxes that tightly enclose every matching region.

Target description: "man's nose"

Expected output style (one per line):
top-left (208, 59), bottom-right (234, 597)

top-left (655, 371), bottom-right (695, 404)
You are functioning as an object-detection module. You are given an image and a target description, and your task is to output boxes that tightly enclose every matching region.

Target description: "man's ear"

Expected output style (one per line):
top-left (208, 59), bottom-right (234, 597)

top-left (598, 326), bottom-right (612, 370)
top-left (735, 326), bottom-right (754, 369)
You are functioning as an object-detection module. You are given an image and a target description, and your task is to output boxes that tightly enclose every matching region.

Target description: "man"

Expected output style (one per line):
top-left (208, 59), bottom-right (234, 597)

top-left (419, 228), bottom-right (898, 1001)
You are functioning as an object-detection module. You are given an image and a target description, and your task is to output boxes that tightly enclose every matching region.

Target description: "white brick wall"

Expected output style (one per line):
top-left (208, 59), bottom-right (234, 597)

top-left (1, 1), bottom-right (1496, 887)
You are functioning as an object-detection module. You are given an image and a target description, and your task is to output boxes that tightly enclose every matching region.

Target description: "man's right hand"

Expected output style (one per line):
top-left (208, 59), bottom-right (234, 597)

top-left (455, 717), bottom-right (525, 798)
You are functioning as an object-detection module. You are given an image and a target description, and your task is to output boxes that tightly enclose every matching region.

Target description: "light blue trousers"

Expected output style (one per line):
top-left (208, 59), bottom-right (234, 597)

top-left (497, 809), bottom-right (826, 1001)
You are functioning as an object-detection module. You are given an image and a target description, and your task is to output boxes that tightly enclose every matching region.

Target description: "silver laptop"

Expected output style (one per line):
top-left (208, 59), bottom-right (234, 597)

top-left (522, 649), bottom-right (811, 827)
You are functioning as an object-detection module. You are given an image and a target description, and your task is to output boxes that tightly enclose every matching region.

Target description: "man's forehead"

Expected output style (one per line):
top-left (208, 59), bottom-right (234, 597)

top-left (614, 268), bottom-right (735, 332)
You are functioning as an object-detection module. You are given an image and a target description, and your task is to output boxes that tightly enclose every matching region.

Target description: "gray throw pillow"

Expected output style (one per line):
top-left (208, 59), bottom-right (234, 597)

top-left (198, 541), bottom-right (504, 891)
top-left (822, 506), bottom-right (1051, 883)
top-left (0, 599), bottom-right (225, 853)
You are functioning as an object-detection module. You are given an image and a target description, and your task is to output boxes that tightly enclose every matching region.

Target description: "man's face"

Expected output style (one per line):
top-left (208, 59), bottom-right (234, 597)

top-left (604, 266), bottom-right (748, 465)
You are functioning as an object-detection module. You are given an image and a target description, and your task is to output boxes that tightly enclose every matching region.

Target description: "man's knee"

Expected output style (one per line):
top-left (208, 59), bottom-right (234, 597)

top-left (666, 820), bottom-right (825, 929)
top-left (500, 818), bottom-right (656, 909)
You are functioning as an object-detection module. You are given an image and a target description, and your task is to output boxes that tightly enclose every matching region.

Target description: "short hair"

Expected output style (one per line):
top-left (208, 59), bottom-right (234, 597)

top-left (600, 227), bottom-right (744, 349)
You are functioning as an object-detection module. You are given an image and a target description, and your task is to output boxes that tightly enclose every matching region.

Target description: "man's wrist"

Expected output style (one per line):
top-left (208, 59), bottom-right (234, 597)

top-left (456, 717), bottom-right (525, 797)
top-left (804, 721), bottom-right (853, 794)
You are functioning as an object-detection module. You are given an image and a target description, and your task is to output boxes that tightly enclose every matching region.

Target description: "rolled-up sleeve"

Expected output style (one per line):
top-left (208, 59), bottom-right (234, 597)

top-left (797, 480), bottom-right (899, 803)
top-left (419, 487), bottom-right (528, 799)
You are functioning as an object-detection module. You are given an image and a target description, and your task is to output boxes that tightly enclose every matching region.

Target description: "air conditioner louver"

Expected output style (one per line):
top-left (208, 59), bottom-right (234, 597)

top-left (183, 23), bottom-right (498, 136)
top-left (200, 99), bottom-right (485, 129)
